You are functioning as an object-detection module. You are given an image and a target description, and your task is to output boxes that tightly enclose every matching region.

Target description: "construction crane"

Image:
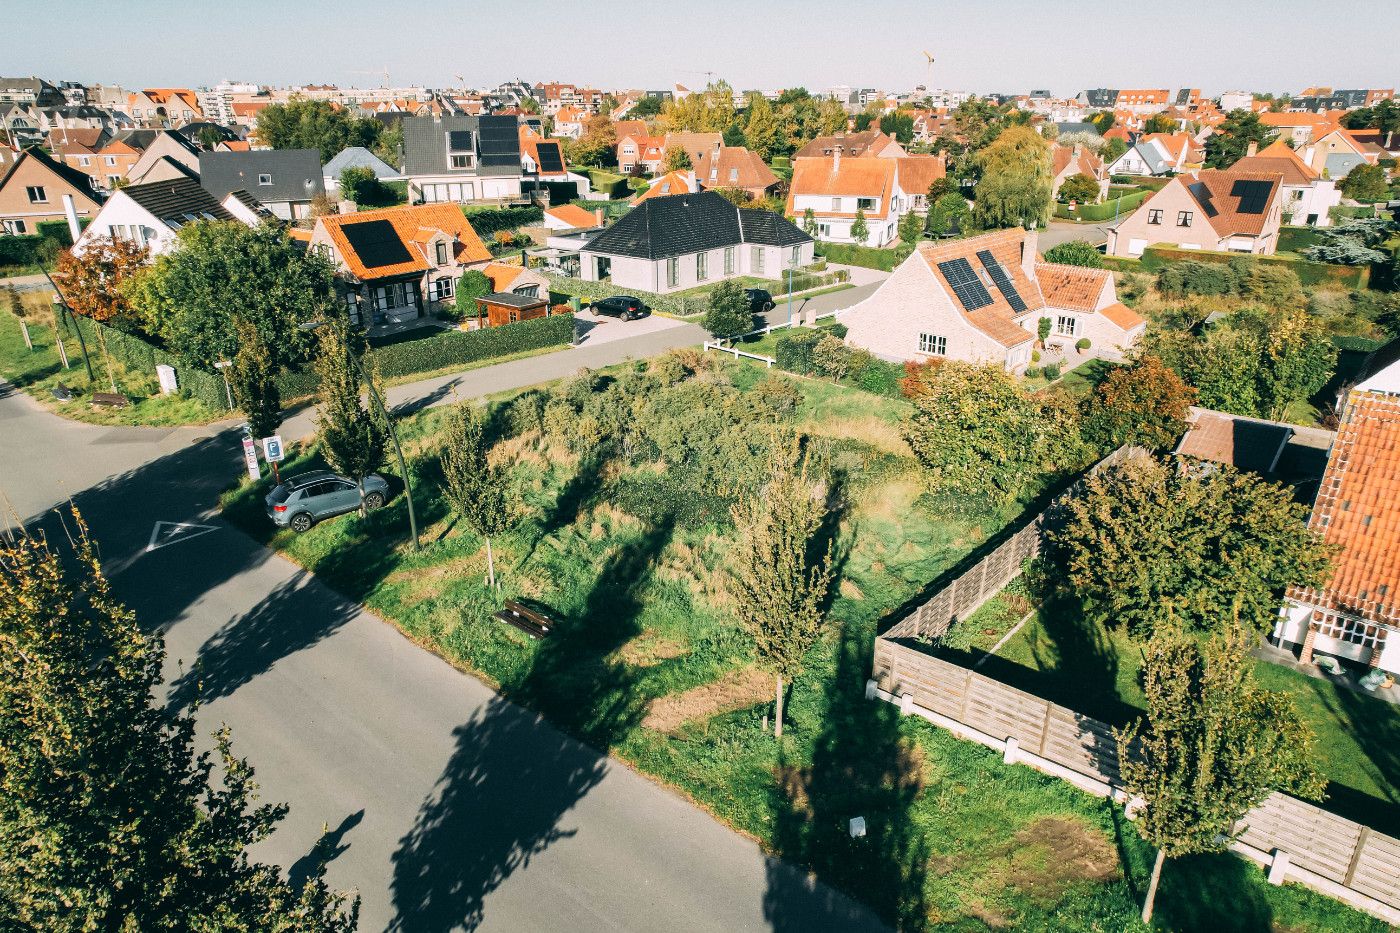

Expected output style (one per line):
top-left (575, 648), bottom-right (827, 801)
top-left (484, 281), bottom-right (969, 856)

top-left (922, 50), bottom-right (935, 92)
top-left (349, 67), bottom-right (390, 88)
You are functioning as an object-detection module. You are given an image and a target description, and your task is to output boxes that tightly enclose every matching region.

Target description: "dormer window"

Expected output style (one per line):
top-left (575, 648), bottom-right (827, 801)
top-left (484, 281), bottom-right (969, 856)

top-left (435, 241), bottom-right (448, 265)
top-left (447, 130), bottom-right (475, 169)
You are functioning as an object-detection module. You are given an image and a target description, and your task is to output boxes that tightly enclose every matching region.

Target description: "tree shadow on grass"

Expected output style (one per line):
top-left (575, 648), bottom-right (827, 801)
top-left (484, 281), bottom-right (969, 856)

top-left (765, 623), bottom-right (927, 932)
top-left (1306, 678), bottom-right (1400, 837)
top-left (1152, 852), bottom-right (1275, 933)
top-left (388, 518), bottom-right (672, 931)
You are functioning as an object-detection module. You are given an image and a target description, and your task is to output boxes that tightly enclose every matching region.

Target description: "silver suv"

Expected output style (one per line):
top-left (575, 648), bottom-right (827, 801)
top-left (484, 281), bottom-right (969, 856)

top-left (266, 471), bottom-right (389, 533)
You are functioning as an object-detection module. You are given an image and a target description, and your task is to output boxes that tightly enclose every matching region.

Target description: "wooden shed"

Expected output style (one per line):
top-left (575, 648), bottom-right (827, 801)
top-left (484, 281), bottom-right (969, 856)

top-left (475, 291), bottom-right (549, 328)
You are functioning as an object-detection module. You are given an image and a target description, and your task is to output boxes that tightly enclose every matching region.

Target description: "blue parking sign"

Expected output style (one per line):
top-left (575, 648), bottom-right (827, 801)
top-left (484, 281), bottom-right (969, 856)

top-left (261, 435), bottom-right (285, 463)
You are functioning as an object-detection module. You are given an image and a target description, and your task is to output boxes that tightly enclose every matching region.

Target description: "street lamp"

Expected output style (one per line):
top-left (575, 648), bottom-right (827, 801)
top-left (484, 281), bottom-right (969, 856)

top-left (786, 248), bottom-right (800, 327)
top-left (300, 320), bottom-right (420, 552)
top-left (213, 359), bottom-right (234, 410)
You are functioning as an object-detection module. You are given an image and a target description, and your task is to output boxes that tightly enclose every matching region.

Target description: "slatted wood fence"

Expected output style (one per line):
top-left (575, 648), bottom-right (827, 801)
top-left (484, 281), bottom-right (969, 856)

top-left (870, 638), bottom-right (1400, 924)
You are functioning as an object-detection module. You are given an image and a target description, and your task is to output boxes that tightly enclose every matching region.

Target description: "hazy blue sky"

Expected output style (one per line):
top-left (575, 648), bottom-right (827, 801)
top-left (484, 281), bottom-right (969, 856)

top-left (6, 0), bottom-right (1397, 96)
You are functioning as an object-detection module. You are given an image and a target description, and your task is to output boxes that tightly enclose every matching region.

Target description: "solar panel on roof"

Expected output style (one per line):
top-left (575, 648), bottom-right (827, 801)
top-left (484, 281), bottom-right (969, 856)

top-left (477, 116), bottom-right (521, 168)
top-left (1230, 179), bottom-right (1273, 215)
top-left (937, 258), bottom-right (993, 311)
top-left (341, 218), bottom-right (413, 269)
top-left (447, 130), bottom-right (474, 152)
top-left (535, 141), bottom-right (564, 173)
top-left (976, 249), bottom-right (1027, 313)
top-left (1187, 181), bottom-right (1219, 217)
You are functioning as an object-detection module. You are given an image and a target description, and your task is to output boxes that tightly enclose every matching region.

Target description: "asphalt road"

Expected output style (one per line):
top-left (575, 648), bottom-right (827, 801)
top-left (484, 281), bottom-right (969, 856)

top-left (0, 323), bottom-right (888, 932)
top-left (1041, 220), bottom-right (1112, 251)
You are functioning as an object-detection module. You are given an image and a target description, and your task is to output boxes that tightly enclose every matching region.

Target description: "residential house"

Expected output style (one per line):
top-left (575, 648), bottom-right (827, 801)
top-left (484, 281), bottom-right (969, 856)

top-left (91, 130), bottom-right (160, 189)
top-left (0, 147), bottom-right (103, 236)
top-left (617, 133), bottom-right (666, 174)
top-left (125, 130), bottom-right (203, 186)
top-left (1307, 128), bottom-right (1384, 179)
top-left (323, 146), bottom-right (402, 193)
top-left (482, 260), bottom-right (551, 298)
top-left (794, 130), bottom-right (905, 160)
top-left (839, 227), bottom-right (1144, 369)
top-left (199, 149), bottom-right (324, 220)
top-left (693, 145), bottom-right (781, 200)
top-left (1139, 133), bottom-right (1204, 170)
top-left (552, 106), bottom-right (588, 139)
top-left (1051, 143), bottom-right (1108, 200)
top-left (786, 154), bottom-right (909, 246)
top-left (633, 170), bottom-right (697, 203)
top-left (1258, 111), bottom-right (1343, 147)
top-left (517, 126), bottom-right (591, 195)
top-left (542, 204), bottom-right (604, 230)
top-left (72, 175), bottom-right (260, 256)
top-left (1273, 340), bottom-right (1400, 677)
top-left (578, 189), bottom-right (813, 293)
top-left (1106, 169), bottom-right (1284, 257)
top-left (1114, 89), bottom-right (1171, 115)
top-left (611, 119), bottom-right (649, 143)
top-left (1106, 136), bottom-right (1179, 176)
top-left (663, 132), bottom-right (725, 167)
top-left (1232, 139), bottom-right (1340, 226)
top-left (215, 139), bottom-right (251, 153)
top-left (891, 155), bottom-right (948, 212)
top-left (47, 127), bottom-right (110, 191)
top-left (127, 88), bottom-right (202, 127)
top-left (308, 203), bottom-right (493, 326)
top-left (0, 76), bottom-right (65, 108)
top-left (399, 114), bottom-right (524, 205)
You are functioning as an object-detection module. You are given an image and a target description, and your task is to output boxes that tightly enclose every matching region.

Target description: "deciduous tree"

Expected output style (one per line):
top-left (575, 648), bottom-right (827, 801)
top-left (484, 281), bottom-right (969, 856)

top-left (0, 510), bottom-right (359, 931)
top-left (743, 93), bottom-right (782, 160)
top-left (314, 319), bottom-right (388, 515)
top-left (898, 209), bottom-right (923, 247)
top-left (1084, 354), bottom-right (1194, 450)
top-left (663, 145), bottom-right (693, 172)
top-left (255, 97), bottom-right (380, 162)
top-left (727, 444), bottom-right (834, 737)
top-left (1339, 163), bottom-right (1389, 202)
top-left (229, 320), bottom-right (282, 440)
top-left (1118, 624), bottom-right (1325, 924)
top-left (1042, 240), bottom-right (1103, 267)
top-left (54, 236), bottom-right (147, 324)
top-left (1205, 110), bottom-right (1278, 169)
top-left (701, 279), bottom-right (753, 340)
top-left (1057, 172), bottom-right (1100, 204)
top-left (849, 207), bottom-right (869, 246)
top-left (972, 126), bottom-right (1052, 230)
top-left (925, 191), bottom-right (970, 238)
top-left (441, 406), bottom-right (514, 588)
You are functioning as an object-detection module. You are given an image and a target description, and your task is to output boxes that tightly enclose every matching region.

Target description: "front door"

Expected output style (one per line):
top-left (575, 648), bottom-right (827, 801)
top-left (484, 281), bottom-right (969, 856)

top-left (594, 256), bottom-right (610, 280)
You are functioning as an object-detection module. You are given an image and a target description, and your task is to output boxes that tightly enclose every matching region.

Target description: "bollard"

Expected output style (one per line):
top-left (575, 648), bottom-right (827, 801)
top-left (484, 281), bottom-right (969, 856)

top-left (1003, 737), bottom-right (1019, 765)
top-left (899, 692), bottom-right (914, 716)
top-left (865, 678), bottom-right (878, 701)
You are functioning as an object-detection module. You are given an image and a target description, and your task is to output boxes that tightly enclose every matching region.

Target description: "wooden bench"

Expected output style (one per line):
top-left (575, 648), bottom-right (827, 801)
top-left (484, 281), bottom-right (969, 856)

top-left (494, 599), bottom-right (554, 640)
top-left (50, 383), bottom-right (74, 401)
top-left (90, 391), bottom-right (130, 409)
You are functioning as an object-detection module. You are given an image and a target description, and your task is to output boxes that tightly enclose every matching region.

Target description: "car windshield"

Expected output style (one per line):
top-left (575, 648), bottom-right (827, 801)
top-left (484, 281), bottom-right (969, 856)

top-left (269, 485), bottom-right (292, 504)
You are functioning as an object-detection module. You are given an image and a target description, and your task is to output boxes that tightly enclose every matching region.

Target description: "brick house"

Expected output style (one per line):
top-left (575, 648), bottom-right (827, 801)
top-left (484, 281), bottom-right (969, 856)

top-left (693, 145), bottom-right (781, 200)
top-left (0, 146), bottom-right (103, 236)
top-left (1106, 169), bottom-right (1284, 257)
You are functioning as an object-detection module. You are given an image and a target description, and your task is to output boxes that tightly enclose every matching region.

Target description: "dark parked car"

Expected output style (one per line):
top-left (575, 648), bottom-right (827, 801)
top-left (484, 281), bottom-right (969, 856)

top-left (591, 295), bottom-right (649, 321)
top-left (744, 288), bottom-right (775, 312)
top-left (265, 470), bottom-right (389, 533)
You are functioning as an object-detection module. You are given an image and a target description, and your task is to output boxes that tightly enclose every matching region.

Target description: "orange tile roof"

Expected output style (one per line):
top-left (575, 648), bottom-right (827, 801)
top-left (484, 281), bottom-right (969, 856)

top-left (1035, 262), bottom-right (1109, 312)
top-left (633, 170), bottom-right (696, 203)
top-left (694, 146), bottom-right (780, 191)
top-left (518, 130), bottom-right (569, 176)
top-left (1140, 132), bottom-right (1203, 164)
top-left (287, 228), bottom-right (311, 242)
top-left (544, 204), bottom-right (602, 228)
top-left (916, 228), bottom-right (1042, 348)
top-left (612, 119), bottom-right (648, 141)
top-left (1051, 144), bottom-right (1104, 180)
top-left (1143, 169), bottom-right (1282, 239)
top-left (893, 155), bottom-right (947, 195)
top-left (786, 157), bottom-right (897, 219)
top-left (1289, 390), bottom-right (1400, 627)
top-left (318, 203), bottom-right (490, 281)
top-left (1258, 111), bottom-right (1341, 131)
top-left (1231, 139), bottom-right (1319, 186)
top-left (219, 140), bottom-right (251, 152)
top-left (555, 106), bottom-right (587, 123)
top-left (1099, 301), bottom-right (1145, 331)
top-left (1177, 410), bottom-right (1291, 471)
top-left (482, 262), bottom-right (525, 291)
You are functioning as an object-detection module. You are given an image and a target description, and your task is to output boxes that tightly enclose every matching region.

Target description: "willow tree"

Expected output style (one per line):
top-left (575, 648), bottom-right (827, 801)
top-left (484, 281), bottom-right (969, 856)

top-left (972, 125), bottom-right (1053, 230)
top-left (0, 511), bottom-right (358, 930)
top-left (728, 444), bottom-right (834, 737)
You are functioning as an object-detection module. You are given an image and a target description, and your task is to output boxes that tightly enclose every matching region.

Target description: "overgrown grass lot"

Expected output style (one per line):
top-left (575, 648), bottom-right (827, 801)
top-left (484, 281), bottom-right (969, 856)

top-left (0, 304), bottom-right (222, 426)
top-left (222, 353), bottom-right (1385, 931)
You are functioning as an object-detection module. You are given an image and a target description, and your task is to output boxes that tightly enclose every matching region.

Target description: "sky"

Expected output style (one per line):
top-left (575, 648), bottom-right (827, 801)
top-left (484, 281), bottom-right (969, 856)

top-left (6, 0), bottom-right (1398, 97)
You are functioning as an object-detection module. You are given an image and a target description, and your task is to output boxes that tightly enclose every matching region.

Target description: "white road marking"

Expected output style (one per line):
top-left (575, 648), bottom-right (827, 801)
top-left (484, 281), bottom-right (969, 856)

top-left (146, 521), bottom-right (219, 552)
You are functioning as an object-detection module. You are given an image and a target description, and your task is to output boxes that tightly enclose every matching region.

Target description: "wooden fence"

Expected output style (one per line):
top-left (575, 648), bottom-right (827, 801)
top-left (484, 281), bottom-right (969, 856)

top-left (883, 444), bottom-right (1143, 643)
top-left (869, 639), bottom-right (1400, 924)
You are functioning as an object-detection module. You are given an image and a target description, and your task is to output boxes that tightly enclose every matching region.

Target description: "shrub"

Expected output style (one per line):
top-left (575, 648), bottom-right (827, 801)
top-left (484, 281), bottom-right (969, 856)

top-left (857, 358), bottom-right (903, 397)
top-left (774, 328), bottom-right (824, 374)
top-left (1024, 366), bottom-right (1041, 379)
top-left (813, 242), bottom-right (903, 271)
top-left (750, 372), bottom-right (803, 416)
top-left (1076, 338), bottom-right (1091, 351)
top-left (827, 322), bottom-right (848, 338)
top-left (1042, 240), bottom-right (1104, 268)
top-left (1031, 350), bottom-right (1041, 363)
top-left (1042, 362), bottom-right (1062, 380)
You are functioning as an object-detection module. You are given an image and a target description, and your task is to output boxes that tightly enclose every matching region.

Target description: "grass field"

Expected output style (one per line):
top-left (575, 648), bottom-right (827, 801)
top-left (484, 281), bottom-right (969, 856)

top-left (219, 355), bottom-right (1386, 931)
top-left (0, 305), bottom-right (223, 427)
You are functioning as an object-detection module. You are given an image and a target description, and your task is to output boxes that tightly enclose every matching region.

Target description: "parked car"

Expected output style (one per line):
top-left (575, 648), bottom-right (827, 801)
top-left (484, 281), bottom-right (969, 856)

top-left (266, 470), bottom-right (389, 533)
top-left (591, 295), bottom-right (649, 321)
top-left (744, 288), bottom-right (775, 312)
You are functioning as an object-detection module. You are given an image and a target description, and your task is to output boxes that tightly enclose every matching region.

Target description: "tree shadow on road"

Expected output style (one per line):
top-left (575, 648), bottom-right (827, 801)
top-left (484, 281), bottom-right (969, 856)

top-left (288, 809), bottom-right (365, 892)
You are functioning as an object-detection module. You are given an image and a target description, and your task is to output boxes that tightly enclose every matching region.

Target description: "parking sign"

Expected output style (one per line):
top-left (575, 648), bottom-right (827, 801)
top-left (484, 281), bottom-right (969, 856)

top-left (262, 435), bottom-right (285, 463)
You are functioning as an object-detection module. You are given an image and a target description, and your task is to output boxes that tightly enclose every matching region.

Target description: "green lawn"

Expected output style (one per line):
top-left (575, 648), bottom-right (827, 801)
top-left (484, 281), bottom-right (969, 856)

top-left (1022, 356), bottom-right (1120, 395)
top-left (969, 594), bottom-right (1400, 836)
top-left (0, 306), bottom-right (223, 427)
top-left (216, 354), bottom-right (1385, 931)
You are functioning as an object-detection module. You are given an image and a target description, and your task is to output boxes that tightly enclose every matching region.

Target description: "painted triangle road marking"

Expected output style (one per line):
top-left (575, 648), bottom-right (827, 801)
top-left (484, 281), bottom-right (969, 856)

top-left (146, 521), bottom-right (219, 552)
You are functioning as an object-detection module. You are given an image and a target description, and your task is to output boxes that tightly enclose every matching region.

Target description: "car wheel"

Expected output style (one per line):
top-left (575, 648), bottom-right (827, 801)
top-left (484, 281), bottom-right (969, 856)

top-left (764, 301), bottom-right (775, 312)
top-left (290, 512), bottom-right (313, 533)
top-left (621, 311), bottom-right (634, 321)
top-left (363, 491), bottom-right (385, 511)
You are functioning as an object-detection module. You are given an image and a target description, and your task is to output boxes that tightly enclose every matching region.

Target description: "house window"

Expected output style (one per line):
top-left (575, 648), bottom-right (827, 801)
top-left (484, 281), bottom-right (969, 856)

top-left (258, 173), bottom-right (272, 186)
top-left (724, 247), bottom-right (735, 275)
top-left (831, 197), bottom-right (842, 212)
top-left (752, 246), bottom-right (765, 274)
top-left (106, 175), bottom-right (119, 187)
top-left (78, 155), bottom-right (90, 167)
top-left (918, 333), bottom-right (947, 355)
top-left (104, 155), bottom-right (116, 166)
top-left (450, 155), bottom-right (472, 169)
top-left (1147, 209), bottom-right (1162, 225)
top-left (25, 185), bottom-right (47, 203)
top-left (1312, 610), bottom-right (1385, 650)
top-left (435, 241), bottom-right (448, 265)
top-left (2, 219), bottom-right (26, 235)
top-left (1176, 210), bottom-right (1193, 227)
top-left (728, 167), bottom-right (739, 183)
top-left (697, 252), bottom-right (708, 281)
top-left (667, 257), bottom-right (679, 288)
top-left (790, 246), bottom-right (801, 266)
top-left (1056, 315), bottom-right (1078, 336)
top-left (857, 197), bottom-right (877, 211)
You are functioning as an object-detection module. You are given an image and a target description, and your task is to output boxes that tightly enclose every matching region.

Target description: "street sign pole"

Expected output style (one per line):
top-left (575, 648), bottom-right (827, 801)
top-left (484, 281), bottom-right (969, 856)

top-left (241, 436), bottom-right (260, 481)
top-left (261, 435), bottom-right (285, 485)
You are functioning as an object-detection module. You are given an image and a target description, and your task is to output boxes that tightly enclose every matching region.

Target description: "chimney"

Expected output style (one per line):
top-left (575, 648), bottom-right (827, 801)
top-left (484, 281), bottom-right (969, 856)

top-left (1246, 139), bottom-right (1258, 158)
top-left (833, 146), bottom-right (841, 171)
top-left (1020, 227), bottom-right (1039, 280)
top-left (594, 207), bottom-right (603, 225)
top-left (62, 194), bottom-right (81, 243)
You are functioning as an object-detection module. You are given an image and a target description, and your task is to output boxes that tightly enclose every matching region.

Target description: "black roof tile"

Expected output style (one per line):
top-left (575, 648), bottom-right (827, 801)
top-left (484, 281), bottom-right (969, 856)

top-left (582, 191), bottom-right (811, 260)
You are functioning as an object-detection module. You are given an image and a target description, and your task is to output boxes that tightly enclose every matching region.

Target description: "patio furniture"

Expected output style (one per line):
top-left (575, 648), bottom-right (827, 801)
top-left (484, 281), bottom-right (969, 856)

top-left (1359, 668), bottom-right (1394, 691)
top-left (1314, 655), bottom-right (1342, 676)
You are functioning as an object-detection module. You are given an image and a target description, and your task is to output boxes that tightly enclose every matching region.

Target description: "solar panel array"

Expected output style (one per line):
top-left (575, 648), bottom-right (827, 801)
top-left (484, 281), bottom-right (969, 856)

top-left (535, 141), bottom-right (564, 173)
top-left (976, 249), bottom-right (1027, 313)
top-left (447, 130), bottom-right (474, 152)
top-left (477, 116), bottom-right (521, 168)
top-left (937, 258), bottom-right (993, 311)
top-left (1187, 181), bottom-right (1219, 217)
top-left (341, 219), bottom-right (412, 269)
top-left (1231, 179), bottom-right (1273, 215)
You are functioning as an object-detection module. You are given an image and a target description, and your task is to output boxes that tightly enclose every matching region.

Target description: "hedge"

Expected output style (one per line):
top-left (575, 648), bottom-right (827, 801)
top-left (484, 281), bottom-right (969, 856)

top-left (460, 205), bottom-right (543, 234)
top-left (0, 218), bottom-right (87, 269)
top-left (69, 317), bottom-right (228, 411)
top-left (275, 312), bottom-right (575, 397)
top-left (571, 168), bottom-right (629, 198)
top-left (813, 241), bottom-right (904, 271)
top-left (1276, 225), bottom-right (1330, 254)
top-left (1331, 334), bottom-right (1385, 352)
top-left (1137, 245), bottom-right (1370, 289)
top-left (1109, 175), bottom-right (1172, 191)
top-left (543, 273), bottom-right (707, 316)
top-left (1054, 189), bottom-right (1152, 222)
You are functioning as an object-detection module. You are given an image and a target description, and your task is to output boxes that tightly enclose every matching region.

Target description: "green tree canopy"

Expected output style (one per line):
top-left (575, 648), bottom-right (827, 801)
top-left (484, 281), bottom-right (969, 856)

top-left (849, 207), bottom-right (870, 246)
top-left (701, 280), bottom-right (754, 339)
top-left (229, 319), bottom-right (283, 440)
top-left (1205, 110), bottom-right (1278, 169)
top-left (1339, 163), bottom-right (1389, 202)
top-left (1142, 113), bottom-right (1177, 135)
top-left (1057, 172), bottom-right (1100, 204)
top-left (743, 93), bottom-right (782, 160)
top-left (879, 111), bottom-right (915, 144)
top-left (972, 126), bottom-right (1052, 230)
top-left (663, 145), bottom-right (693, 172)
top-left (314, 319), bottom-right (388, 510)
top-left (127, 221), bottom-right (335, 370)
top-left (925, 190), bottom-right (970, 238)
top-left (1042, 240), bottom-right (1103, 267)
top-left (441, 405), bottom-right (515, 587)
top-left (0, 512), bottom-right (358, 930)
top-left (1049, 453), bottom-right (1333, 638)
top-left (898, 209), bottom-right (923, 246)
top-left (255, 97), bottom-right (381, 162)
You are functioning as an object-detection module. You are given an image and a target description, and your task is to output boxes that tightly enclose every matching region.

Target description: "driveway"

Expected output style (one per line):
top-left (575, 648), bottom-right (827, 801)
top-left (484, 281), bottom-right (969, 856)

top-left (1041, 220), bottom-right (1112, 251)
top-left (572, 309), bottom-right (687, 347)
top-left (1, 352), bottom-right (886, 931)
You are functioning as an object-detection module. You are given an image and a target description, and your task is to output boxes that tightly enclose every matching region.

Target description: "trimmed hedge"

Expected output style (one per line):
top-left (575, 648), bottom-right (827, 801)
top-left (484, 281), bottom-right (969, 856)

top-left (1331, 334), bottom-right (1385, 352)
top-left (544, 273), bottom-right (708, 316)
top-left (0, 218), bottom-right (86, 268)
top-left (1054, 189), bottom-right (1152, 221)
top-left (1137, 245), bottom-right (1369, 289)
top-left (1109, 175), bottom-right (1172, 191)
top-left (460, 205), bottom-right (543, 234)
top-left (70, 317), bottom-right (228, 411)
top-left (813, 241), bottom-right (904, 271)
top-left (276, 313), bottom-right (574, 397)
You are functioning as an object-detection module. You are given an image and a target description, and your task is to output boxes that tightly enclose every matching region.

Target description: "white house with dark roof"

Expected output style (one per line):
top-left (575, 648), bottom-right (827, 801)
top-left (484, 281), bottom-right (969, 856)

top-left (578, 190), bottom-right (813, 294)
top-left (838, 227), bottom-right (1145, 370)
top-left (73, 175), bottom-right (265, 257)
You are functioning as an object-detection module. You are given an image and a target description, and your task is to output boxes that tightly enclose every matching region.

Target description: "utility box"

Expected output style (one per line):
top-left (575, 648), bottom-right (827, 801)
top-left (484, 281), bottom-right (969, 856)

top-left (156, 364), bottom-right (179, 395)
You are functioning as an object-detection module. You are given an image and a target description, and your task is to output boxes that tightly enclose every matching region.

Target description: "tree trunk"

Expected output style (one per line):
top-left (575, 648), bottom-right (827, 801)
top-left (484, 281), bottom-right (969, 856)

top-left (485, 537), bottom-right (496, 589)
top-left (774, 673), bottom-right (784, 738)
top-left (1141, 847), bottom-right (1166, 925)
top-left (358, 477), bottom-right (367, 518)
